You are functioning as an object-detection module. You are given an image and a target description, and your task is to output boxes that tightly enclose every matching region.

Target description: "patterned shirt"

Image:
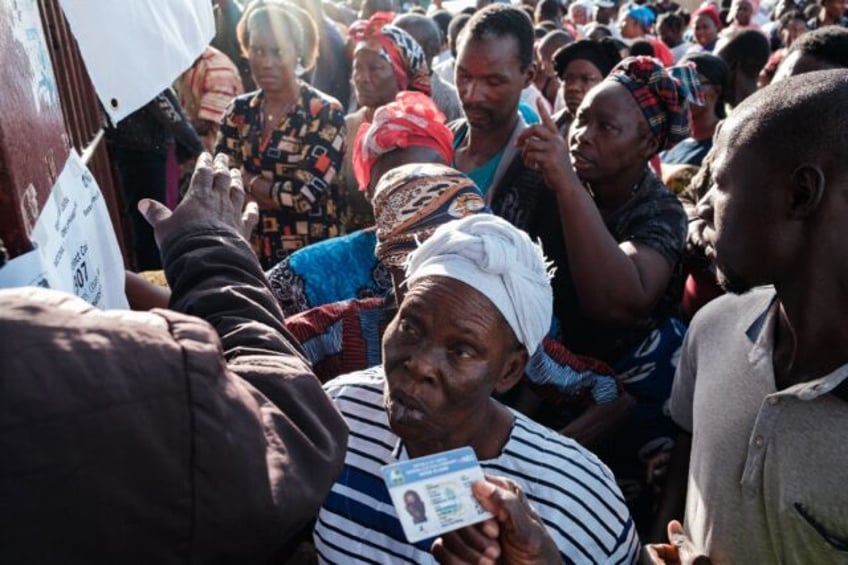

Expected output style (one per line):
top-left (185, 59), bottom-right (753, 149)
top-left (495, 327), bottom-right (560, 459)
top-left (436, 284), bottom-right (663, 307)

top-left (216, 83), bottom-right (346, 268)
top-left (314, 368), bottom-right (640, 564)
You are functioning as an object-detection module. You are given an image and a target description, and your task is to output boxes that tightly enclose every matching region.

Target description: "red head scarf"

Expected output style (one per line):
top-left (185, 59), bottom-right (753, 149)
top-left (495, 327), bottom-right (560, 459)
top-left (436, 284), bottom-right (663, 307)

top-left (352, 91), bottom-right (454, 191)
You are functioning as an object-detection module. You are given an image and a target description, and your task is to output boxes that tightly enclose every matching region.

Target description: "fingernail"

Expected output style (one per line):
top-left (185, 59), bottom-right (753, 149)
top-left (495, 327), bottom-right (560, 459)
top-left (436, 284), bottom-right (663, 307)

top-left (137, 199), bottom-right (150, 215)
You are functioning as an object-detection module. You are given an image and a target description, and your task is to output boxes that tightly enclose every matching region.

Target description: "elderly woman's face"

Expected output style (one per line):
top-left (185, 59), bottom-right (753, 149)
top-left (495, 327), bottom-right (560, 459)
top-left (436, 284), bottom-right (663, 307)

top-left (248, 19), bottom-right (298, 93)
top-left (353, 48), bottom-right (401, 109)
top-left (382, 276), bottom-right (523, 454)
top-left (568, 82), bottom-right (653, 188)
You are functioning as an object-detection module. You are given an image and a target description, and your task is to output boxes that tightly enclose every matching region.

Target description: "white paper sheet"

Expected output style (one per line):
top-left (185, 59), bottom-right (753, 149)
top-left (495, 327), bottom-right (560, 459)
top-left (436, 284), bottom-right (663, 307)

top-left (0, 151), bottom-right (129, 309)
top-left (0, 247), bottom-right (49, 289)
top-left (58, 0), bottom-right (215, 123)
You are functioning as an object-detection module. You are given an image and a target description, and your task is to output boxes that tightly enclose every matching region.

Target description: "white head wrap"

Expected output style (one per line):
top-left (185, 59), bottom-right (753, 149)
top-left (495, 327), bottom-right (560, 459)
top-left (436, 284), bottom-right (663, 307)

top-left (404, 215), bottom-right (553, 356)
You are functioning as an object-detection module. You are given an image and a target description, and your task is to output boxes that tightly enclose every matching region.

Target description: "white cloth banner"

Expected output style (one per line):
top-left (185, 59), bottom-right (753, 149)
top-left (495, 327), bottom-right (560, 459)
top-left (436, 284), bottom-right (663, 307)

top-left (0, 151), bottom-right (129, 309)
top-left (59, 0), bottom-right (215, 123)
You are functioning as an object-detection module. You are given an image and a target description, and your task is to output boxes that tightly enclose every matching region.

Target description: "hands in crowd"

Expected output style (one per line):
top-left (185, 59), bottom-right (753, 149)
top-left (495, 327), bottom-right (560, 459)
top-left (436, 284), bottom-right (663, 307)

top-left (139, 153), bottom-right (246, 243)
top-left (431, 476), bottom-right (563, 565)
top-left (643, 521), bottom-right (712, 565)
top-left (139, 153), bottom-right (259, 243)
top-left (517, 98), bottom-right (579, 190)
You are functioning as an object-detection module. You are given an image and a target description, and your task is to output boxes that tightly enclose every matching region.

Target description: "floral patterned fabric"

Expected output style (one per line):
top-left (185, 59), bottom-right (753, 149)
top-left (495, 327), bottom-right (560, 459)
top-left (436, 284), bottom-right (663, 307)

top-left (216, 82), bottom-right (346, 268)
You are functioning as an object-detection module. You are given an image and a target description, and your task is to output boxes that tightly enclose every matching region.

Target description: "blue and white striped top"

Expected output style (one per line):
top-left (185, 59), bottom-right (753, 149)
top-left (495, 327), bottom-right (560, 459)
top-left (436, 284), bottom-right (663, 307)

top-left (315, 367), bottom-right (640, 564)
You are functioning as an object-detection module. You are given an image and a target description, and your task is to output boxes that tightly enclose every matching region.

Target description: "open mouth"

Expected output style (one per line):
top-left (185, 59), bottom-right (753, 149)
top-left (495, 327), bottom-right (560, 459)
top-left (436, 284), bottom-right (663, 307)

top-left (388, 389), bottom-right (427, 423)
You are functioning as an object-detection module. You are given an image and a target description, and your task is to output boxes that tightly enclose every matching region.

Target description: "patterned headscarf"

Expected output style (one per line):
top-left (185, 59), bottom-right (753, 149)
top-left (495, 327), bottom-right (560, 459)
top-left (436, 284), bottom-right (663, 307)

top-left (373, 163), bottom-right (488, 267)
top-left (352, 91), bottom-right (454, 191)
top-left (607, 56), bottom-right (704, 151)
top-left (349, 12), bottom-right (431, 96)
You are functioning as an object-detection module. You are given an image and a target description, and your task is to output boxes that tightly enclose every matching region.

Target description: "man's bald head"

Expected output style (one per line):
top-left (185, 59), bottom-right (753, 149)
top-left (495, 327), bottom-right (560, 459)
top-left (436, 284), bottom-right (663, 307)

top-left (394, 13), bottom-right (442, 63)
top-left (773, 26), bottom-right (848, 82)
top-left (721, 69), bottom-right (848, 175)
top-left (708, 70), bottom-right (848, 293)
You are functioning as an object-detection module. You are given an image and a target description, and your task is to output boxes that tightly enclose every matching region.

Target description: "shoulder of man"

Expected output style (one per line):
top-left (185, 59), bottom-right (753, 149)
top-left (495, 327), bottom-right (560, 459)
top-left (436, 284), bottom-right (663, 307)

top-left (688, 286), bottom-right (776, 341)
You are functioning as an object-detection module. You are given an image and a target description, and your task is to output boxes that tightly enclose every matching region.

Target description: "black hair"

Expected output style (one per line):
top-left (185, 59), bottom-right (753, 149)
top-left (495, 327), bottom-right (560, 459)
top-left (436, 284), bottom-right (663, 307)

top-left (658, 12), bottom-right (685, 31)
top-left (778, 8), bottom-right (807, 29)
top-left (447, 13), bottom-right (472, 56)
top-left (730, 69), bottom-right (848, 174)
top-left (539, 29), bottom-right (574, 56)
top-left (553, 37), bottom-right (622, 77)
top-left (360, 0), bottom-right (395, 18)
top-left (431, 10), bottom-right (453, 44)
top-left (536, 0), bottom-right (565, 23)
top-left (459, 4), bottom-right (535, 70)
top-left (804, 3), bottom-right (821, 20)
top-left (629, 39), bottom-right (655, 56)
top-left (394, 14), bottom-right (442, 62)
top-left (788, 26), bottom-right (848, 68)
top-left (681, 52), bottom-right (730, 118)
top-left (238, 0), bottom-right (319, 70)
top-left (716, 29), bottom-right (771, 78)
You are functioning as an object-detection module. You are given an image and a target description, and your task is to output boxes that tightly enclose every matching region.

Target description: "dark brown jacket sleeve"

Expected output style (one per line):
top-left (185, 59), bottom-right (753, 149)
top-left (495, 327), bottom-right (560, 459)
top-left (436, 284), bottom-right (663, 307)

top-left (159, 222), bottom-right (348, 561)
top-left (0, 222), bottom-right (346, 563)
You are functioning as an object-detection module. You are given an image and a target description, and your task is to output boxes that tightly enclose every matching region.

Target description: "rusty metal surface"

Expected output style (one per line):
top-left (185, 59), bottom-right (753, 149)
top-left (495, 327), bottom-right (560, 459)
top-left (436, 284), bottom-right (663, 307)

top-left (0, 0), bottom-right (69, 258)
top-left (0, 0), bottom-right (126, 261)
top-left (38, 0), bottom-right (127, 262)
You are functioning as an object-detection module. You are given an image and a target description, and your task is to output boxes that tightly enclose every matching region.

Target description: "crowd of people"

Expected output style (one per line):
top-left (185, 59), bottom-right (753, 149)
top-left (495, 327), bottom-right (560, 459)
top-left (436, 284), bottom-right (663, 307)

top-left (3, 0), bottom-right (848, 562)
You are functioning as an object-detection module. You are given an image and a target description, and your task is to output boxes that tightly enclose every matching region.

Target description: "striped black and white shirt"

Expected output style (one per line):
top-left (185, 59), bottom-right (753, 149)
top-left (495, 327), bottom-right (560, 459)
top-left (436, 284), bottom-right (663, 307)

top-left (314, 368), bottom-right (640, 564)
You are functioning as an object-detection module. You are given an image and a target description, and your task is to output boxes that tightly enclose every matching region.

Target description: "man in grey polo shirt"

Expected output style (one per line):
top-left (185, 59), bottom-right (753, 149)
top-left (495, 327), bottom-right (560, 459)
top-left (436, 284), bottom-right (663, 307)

top-left (646, 69), bottom-right (848, 563)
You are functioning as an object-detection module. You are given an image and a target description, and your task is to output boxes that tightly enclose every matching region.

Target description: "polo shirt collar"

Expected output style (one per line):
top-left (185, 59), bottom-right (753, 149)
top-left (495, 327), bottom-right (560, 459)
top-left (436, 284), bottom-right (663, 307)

top-left (745, 287), bottom-right (848, 402)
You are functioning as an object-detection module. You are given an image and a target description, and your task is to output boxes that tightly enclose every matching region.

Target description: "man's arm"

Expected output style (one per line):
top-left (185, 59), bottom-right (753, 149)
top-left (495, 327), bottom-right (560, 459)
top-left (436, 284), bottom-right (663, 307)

top-left (140, 153), bottom-right (348, 549)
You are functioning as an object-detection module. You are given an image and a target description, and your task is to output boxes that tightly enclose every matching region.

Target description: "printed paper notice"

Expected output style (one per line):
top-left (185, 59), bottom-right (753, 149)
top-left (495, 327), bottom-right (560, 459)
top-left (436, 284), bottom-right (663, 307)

top-left (0, 151), bottom-right (128, 309)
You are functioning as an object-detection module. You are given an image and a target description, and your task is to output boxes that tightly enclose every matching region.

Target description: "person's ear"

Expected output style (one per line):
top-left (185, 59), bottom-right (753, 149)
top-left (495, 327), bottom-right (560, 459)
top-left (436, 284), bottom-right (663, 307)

top-left (493, 346), bottom-right (528, 394)
top-left (639, 130), bottom-right (660, 160)
top-left (787, 164), bottom-right (825, 220)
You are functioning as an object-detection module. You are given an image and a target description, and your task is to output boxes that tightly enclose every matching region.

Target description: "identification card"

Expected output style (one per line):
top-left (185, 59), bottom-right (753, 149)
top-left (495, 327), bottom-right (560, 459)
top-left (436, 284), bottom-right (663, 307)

top-left (381, 446), bottom-right (493, 543)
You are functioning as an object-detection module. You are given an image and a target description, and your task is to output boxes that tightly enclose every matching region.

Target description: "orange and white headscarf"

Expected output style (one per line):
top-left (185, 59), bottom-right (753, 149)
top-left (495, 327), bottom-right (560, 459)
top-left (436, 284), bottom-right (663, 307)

top-left (349, 12), bottom-right (431, 96)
